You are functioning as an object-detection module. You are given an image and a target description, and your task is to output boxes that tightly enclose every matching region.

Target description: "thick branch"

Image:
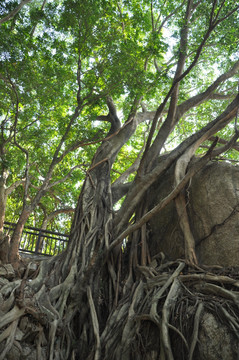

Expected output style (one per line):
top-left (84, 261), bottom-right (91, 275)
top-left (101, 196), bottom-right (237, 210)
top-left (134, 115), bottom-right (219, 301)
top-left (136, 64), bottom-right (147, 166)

top-left (210, 93), bottom-right (234, 100)
top-left (135, 60), bottom-right (239, 129)
top-left (112, 182), bottom-right (131, 205)
top-left (111, 135), bottom-right (236, 253)
top-left (174, 137), bottom-right (219, 264)
top-left (114, 94), bottom-right (239, 235)
top-left (139, 0), bottom-right (226, 173)
top-left (176, 60), bottom-right (239, 121)
top-left (110, 146), bottom-right (218, 253)
top-left (104, 96), bottom-right (121, 135)
top-left (112, 146), bottom-right (144, 186)
top-left (0, 0), bottom-right (32, 25)
top-left (142, 0), bottom-right (192, 166)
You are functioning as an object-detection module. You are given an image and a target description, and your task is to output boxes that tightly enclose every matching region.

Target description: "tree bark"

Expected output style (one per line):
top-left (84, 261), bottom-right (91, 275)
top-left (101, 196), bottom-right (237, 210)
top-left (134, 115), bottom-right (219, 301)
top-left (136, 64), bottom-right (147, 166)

top-left (0, 182), bottom-right (6, 238)
top-left (9, 208), bottom-right (31, 263)
top-left (0, 178), bottom-right (8, 263)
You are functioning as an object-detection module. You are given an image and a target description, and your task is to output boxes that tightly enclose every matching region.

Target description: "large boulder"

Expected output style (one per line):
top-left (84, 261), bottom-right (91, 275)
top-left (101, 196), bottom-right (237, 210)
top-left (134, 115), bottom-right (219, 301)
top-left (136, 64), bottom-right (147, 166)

top-left (148, 161), bottom-right (239, 266)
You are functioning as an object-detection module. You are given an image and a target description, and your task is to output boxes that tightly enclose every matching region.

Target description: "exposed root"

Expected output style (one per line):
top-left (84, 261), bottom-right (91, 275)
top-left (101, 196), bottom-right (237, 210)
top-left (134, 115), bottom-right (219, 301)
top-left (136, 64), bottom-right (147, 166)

top-left (99, 260), bottom-right (239, 359)
top-left (194, 282), bottom-right (239, 304)
top-left (1, 257), bottom-right (239, 359)
top-left (87, 286), bottom-right (101, 360)
top-left (0, 305), bottom-right (25, 329)
top-left (167, 323), bottom-right (189, 351)
top-left (161, 278), bottom-right (181, 360)
top-left (219, 305), bottom-right (239, 337)
top-left (189, 302), bottom-right (203, 360)
top-left (0, 319), bottom-right (18, 360)
top-left (150, 261), bottom-right (185, 318)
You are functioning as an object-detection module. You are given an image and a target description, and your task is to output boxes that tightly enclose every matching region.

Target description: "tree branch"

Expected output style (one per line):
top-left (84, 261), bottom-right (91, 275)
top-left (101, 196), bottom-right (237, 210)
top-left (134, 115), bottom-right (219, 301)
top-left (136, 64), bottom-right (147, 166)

top-left (112, 145), bottom-right (145, 186)
top-left (154, 0), bottom-right (186, 34)
top-left (207, 135), bottom-right (239, 152)
top-left (114, 94), bottom-right (239, 235)
top-left (47, 165), bottom-right (84, 189)
top-left (176, 60), bottom-right (239, 121)
top-left (139, 0), bottom-right (193, 173)
top-left (0, 0), bottom-right (32, 25)
top-left (110, 133), bottom-right (239, 253)
top-left (30, 0), bottom-right (47, 36)
top-left (112, 182), bottom-right (132, 205)
top-left (97, 96), bottom-right (121, 135)
top-left (5, 179), bottom-right (25, 196)
top-left (40, 207), bottom-right (74, 230)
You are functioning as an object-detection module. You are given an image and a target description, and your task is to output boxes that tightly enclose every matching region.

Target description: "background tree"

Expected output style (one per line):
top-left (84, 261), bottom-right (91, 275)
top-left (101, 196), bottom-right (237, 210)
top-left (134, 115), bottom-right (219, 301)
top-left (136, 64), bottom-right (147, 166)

top-left (0, 0), bottom-right (239, 359)
top-left (0, 0), bottom-right (108, 259)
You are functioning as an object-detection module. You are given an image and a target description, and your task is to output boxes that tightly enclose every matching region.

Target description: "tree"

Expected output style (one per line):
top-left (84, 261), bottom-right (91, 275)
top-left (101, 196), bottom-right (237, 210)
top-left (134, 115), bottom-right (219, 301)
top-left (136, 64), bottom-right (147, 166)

top-left (0, 0), bottom-right (100, 258)
top-left (0, 0), bottom-right (239, 359)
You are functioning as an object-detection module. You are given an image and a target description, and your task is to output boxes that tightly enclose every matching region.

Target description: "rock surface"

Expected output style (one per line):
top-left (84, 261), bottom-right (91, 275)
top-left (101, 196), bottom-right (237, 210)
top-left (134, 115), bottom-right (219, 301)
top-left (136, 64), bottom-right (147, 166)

top-left (148, 161), bottom-right (239, 266)
top-left (195, 312), bottom-right (238, 360)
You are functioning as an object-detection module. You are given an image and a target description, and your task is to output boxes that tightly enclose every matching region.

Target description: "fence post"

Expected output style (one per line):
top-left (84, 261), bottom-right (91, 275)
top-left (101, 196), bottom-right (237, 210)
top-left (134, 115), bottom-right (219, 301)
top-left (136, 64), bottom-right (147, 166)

top-left (35, 230), bottom-right (42, 254)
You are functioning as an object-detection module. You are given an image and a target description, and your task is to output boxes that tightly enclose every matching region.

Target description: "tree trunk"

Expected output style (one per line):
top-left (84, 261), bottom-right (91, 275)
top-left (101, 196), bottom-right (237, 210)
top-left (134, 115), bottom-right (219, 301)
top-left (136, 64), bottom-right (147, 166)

top-left (0, 173), bottom-right (9, 264)
top-left (0, 182), bottom-right (6, 238)
top-left (9, 208), bottom-right (31, 263)
top-left (0, 114), bottom-right (138, 358)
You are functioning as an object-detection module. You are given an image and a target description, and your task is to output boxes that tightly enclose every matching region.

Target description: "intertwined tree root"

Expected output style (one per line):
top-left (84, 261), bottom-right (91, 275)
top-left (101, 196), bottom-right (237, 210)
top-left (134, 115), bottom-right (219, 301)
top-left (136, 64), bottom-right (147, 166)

top-left (99, 259), bottom-right (239, 360)
top-left (1, 257), bottom-right (239, 359)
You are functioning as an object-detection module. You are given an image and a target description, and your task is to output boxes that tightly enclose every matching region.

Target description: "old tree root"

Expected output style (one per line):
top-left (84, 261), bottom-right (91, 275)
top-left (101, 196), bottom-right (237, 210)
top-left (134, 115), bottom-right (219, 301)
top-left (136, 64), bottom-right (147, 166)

top-left (1, 259), bottom-right (239, 359)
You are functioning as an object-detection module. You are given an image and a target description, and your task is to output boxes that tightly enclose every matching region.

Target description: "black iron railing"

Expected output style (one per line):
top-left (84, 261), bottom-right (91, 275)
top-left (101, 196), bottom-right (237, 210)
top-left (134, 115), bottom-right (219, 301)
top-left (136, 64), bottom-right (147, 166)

top-left (3, 222), bottom-right (69, 256)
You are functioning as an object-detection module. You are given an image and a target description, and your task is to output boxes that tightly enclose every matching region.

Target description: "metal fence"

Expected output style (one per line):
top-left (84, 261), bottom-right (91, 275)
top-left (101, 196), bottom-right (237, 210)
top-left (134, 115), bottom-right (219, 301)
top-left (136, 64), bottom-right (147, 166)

top-left (3, 222), bottom-right (69, 256)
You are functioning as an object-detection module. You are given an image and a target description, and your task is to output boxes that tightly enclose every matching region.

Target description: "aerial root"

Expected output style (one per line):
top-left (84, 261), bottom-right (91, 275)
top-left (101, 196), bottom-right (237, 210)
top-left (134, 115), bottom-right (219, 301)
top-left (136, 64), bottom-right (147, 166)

top-left (219, 305), bottom-right (239, 337)
top-left (49, 319), bottom-right (58, 360)
top-left (0, 319), bottom-right (18, 360)
top-left (175, 192), bottom-right (198, 264)
top-left (189, 302), bottom-right (203, 360)
top-left (167, 323), bottom-right (189, 351)
top-left (161, 278), bottom-right (181, 360)
top-left (0, 305), bottom-right (25, 330)
top-left (150, 262), bottom-right (185, 317)
top-left (0, 255), bottom-right (79, 360)
top-left (194, 282), bottom-right (239, 303)
top-left (87, 286), bottom-right (101, 360)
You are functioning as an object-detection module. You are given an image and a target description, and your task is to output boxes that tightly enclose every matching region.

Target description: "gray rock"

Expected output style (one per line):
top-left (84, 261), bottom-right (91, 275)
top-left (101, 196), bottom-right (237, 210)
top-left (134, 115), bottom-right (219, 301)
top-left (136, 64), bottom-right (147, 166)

top-left (148, 161), bottom-right (239, 266)
top-left (195, 312), bottom-right (238, 360)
